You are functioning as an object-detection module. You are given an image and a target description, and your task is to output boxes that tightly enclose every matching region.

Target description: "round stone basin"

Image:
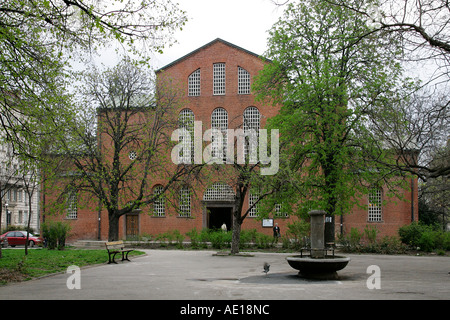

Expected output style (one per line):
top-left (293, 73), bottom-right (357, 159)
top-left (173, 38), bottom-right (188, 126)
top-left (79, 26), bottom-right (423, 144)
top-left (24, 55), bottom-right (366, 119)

top-left (286, 255), bottom-right (350, 279)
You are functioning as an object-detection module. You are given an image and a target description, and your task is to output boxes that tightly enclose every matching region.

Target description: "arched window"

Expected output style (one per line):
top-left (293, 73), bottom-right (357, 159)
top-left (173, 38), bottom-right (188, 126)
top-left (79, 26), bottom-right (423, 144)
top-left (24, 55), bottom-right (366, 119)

top-left (211, 107), bottom-right (228, 160)
top-left (153, 185), bottom-right (165, 217)
top-left (178, 109), bottom-right (195, 164)
top-left (243, 107), bottom-right (260, 160)
top-left (179, 186), bottom-right (191, 217)
top-left (368, 187), bottom-right (382, 222)
top-left (238, 67), bottom-right (250, 94)
top-left (203, 183), bottom-right (235, 201)
top-left (188, 69), bottom-right (200, 96)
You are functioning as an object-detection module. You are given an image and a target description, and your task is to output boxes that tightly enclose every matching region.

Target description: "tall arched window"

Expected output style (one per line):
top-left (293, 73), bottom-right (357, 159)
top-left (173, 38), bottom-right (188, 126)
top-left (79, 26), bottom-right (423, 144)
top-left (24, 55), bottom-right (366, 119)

top-left (179, 186), bottom-right (191, 217)
top-left (238, 67), bottom-right (250, 94)
top-left (178, 109), bottom-right (195, 164)
top-left (188, 69), bottom-right (200, 96)
top-left (243, 107), bottom-right (260, 160)
top-left (368, 187), bottom-right (382, 222)
top-left (211, 107), bottom-right (228, 160)
top-left (153, 185), bottom-right (165, 217)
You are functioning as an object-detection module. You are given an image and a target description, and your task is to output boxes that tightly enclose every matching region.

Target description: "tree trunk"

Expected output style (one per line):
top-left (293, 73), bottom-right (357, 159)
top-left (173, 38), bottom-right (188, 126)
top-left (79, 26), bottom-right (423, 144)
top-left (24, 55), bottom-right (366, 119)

top-left (230, 208), bottom-right (242, 254)
top-left (324, 214), bottom-right (335, 244)
top-left (0, 193), bottom-right (2, 258)
top-left (108, 212), bottom-right (120, 241)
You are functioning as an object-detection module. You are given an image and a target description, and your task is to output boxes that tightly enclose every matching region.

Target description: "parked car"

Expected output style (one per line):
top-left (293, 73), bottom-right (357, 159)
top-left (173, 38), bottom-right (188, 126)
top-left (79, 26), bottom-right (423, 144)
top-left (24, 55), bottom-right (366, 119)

top-left (0, 231), bottom-right (43, 247)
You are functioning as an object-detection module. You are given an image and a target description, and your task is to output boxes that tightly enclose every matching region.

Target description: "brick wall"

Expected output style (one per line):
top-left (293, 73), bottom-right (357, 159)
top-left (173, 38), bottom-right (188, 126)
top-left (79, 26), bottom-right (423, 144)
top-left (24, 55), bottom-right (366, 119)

top-left (42, 39), bottom-right (418, 243)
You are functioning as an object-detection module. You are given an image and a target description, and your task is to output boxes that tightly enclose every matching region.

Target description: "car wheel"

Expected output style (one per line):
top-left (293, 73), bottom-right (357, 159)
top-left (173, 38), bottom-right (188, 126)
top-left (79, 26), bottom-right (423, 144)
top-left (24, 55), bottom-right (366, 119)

top-left (29, 241), bottom-right (35, 247)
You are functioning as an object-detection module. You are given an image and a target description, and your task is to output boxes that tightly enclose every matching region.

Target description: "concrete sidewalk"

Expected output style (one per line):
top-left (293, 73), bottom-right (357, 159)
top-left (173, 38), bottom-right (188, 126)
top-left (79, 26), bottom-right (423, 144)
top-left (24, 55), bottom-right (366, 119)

top-left (0, 249), bottom-right (448, 300)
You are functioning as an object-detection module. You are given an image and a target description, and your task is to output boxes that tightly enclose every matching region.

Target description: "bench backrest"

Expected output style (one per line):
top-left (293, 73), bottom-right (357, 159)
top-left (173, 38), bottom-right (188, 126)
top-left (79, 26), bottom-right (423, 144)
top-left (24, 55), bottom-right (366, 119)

top-left (105, 240), bottom-right (125, 251)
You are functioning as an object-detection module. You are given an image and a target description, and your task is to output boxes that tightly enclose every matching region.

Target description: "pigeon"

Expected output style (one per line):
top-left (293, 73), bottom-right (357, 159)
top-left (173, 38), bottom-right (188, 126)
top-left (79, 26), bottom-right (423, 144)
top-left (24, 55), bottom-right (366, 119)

top-left (263, 262), bottom-right (270, 275)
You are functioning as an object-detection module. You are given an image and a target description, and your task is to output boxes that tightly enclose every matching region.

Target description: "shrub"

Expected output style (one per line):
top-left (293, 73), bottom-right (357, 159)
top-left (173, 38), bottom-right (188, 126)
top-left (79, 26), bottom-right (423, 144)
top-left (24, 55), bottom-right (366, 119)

top-left (398, 222), bottom-right (450, 252)
top-left (240, 229), bottom-right (258, 247)
top-left (2, 225), bottom-right (36, 234)
top-left (155, 230), bottom-right (185, 248)
top-left (417, 230), bottom-right (450, 252)
top-left (398, 222), bottom-right (433, 247)
top-left (41, 221), bottom-right (71, 250)
top-left (285, 220), bottom-right (310, 249)
top-left (418, 231), bottom-right (436, 252)
top-left (186, 228), bottom-right (200, 249)
top-left (209, 231), bottom-right (231, 249)
top-left (255, 233), bottom-right (273, 249)
top-left (338, 227), bottom-right (363, 252)
top-left (377, 236), bottom-right (407, 254)
top-left (364, 225), bottom-right (379, 244)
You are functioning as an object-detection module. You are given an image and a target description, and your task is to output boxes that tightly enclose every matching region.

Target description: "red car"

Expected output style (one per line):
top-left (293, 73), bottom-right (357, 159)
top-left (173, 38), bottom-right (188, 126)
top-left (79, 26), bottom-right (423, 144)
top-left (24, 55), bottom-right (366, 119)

top-left (0, 231), bottom-right (43, 247)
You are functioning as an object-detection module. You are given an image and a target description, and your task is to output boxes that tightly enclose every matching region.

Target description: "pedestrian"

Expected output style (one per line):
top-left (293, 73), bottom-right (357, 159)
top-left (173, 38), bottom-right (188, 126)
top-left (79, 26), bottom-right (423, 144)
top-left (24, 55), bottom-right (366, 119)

top-left (273, 223), bottom-right (280, 242)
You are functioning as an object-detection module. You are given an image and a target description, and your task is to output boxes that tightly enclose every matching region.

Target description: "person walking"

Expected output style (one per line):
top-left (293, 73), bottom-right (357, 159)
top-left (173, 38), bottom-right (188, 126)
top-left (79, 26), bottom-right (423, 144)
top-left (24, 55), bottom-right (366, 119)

top-left (273, 223), bottom-right (281, 242)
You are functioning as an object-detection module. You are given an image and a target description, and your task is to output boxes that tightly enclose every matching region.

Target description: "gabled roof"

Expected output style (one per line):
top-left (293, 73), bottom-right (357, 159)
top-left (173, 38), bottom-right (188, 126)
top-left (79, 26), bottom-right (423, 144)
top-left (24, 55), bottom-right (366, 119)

top-left (155, 38), bottom-right (270, 73)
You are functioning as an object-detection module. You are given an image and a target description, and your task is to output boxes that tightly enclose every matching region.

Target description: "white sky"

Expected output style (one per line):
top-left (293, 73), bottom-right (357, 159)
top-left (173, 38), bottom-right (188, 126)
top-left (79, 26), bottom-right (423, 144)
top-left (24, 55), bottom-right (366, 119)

top-left (151, 0), bottom-right (284, 69)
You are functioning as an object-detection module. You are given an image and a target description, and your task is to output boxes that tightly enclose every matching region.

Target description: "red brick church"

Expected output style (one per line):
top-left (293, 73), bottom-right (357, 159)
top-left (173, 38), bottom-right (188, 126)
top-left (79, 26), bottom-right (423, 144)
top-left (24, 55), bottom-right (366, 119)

top-left (42, 38), bottom-right (418, 242)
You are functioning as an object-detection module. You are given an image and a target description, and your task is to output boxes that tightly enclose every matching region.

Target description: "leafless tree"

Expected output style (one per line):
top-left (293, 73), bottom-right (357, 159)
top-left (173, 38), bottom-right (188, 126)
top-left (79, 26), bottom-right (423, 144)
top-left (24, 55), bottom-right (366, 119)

top-left (48, 59), bottom-right (197, 241)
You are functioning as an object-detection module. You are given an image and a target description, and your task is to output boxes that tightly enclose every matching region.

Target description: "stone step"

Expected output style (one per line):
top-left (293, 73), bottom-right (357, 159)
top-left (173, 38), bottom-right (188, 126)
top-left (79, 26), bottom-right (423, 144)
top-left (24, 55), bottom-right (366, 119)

top-left (71, 240), bottom-right (106, 249)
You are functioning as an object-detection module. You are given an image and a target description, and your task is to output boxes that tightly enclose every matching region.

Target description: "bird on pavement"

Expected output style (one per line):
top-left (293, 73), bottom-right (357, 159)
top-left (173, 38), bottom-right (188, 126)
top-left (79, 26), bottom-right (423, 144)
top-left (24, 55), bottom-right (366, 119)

top-left (263, 262), bottom-right (270, 275)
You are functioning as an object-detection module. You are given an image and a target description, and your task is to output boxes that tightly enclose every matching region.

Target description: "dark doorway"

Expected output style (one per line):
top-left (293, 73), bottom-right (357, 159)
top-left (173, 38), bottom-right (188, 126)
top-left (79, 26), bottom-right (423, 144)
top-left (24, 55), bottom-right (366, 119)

top-left (208, 207), bottom-right (232, 231)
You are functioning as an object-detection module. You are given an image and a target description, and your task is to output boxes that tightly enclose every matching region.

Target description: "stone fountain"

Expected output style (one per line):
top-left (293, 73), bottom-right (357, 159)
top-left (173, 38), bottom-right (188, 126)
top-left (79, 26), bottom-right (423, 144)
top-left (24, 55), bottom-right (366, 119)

top-left (286, 210), bottom-right (350, 280)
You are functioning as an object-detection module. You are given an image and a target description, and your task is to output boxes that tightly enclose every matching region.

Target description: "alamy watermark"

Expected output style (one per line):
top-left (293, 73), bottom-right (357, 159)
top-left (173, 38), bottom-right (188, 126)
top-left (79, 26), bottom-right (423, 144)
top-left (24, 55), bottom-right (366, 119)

top-left (171, 121), bottom-right (279, 175)
top-left (366, 265), bottom-right (381, 289)
top-left (66, 265), bottom-right (81, 290)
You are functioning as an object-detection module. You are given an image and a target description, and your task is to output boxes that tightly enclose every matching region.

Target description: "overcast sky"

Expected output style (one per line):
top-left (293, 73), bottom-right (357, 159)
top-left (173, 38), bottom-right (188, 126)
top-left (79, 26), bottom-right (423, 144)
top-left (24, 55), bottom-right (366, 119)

top-left (151, 0), bottom-right (284, 69)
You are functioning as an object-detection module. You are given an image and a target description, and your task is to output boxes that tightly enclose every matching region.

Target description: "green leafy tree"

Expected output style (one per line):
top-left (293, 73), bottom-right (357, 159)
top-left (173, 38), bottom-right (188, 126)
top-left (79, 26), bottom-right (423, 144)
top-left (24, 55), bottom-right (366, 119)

top-left (254, 0), bottom-right (412, 241)
top-left (0, 0), bottom-right (187, 246)
top-left (0, 0), bottom-right (187, 150)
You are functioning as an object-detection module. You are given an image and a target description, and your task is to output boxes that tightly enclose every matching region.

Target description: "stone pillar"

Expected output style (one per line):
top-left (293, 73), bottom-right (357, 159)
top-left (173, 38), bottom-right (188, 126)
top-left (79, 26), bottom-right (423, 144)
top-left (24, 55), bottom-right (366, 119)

top-left (309, 210), bottom-right (325, 258)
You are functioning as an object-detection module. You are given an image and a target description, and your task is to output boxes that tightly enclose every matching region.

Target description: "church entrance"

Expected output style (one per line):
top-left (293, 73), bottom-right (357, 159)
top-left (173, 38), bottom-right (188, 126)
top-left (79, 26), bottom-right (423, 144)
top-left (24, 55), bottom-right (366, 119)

top-left (207, 206), bottom-right (232, 231)
top-left (202, 182), bottom-right (236, 231)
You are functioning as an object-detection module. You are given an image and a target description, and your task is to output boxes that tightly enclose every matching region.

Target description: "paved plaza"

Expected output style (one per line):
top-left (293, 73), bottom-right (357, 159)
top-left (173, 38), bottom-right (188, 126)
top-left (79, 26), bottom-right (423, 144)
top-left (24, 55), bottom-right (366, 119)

top-left (0, 249), bottom-right (448, 301)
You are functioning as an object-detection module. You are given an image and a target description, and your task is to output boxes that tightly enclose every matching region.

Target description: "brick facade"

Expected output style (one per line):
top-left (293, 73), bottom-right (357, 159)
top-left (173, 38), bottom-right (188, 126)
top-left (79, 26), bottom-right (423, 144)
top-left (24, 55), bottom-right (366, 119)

top-left (42, 39), bottom-right (418, 243)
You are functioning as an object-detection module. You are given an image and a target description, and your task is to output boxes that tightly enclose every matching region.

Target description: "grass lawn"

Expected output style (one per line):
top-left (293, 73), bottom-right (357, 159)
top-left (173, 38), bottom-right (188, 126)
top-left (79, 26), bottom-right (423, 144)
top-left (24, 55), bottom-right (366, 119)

top-left (0, 248), bottom-right (145, 285)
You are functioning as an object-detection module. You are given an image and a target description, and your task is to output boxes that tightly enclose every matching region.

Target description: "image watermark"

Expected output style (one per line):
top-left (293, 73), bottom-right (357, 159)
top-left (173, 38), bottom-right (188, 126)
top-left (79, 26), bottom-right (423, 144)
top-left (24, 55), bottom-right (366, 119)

top-left (171, 121), bottom-right (279, 175)
top-left (366, 265), bottom-right (381, 290)
top-left (66, 265), bottom-right (81, 290)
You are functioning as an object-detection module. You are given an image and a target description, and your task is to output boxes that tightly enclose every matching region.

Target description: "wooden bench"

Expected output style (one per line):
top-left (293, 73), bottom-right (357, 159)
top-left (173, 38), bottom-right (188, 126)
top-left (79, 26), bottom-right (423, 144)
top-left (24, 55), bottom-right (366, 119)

top-left (105, 240), bottom-right (134, 264)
